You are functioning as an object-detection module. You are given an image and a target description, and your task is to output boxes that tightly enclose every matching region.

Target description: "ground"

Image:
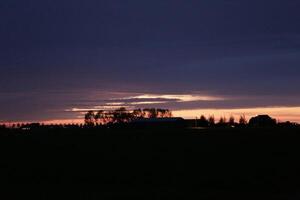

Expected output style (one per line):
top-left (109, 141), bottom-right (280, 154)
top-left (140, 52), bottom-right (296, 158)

top-left (1, 127), bottom-right (300, 199)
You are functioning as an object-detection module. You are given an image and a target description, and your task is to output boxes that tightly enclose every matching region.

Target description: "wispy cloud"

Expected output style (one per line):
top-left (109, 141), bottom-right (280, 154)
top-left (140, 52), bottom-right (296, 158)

top-left (60, 92), bottom-right (300, 123)
top-left (67, 105), bottom-right (134, 112)
top-left (127, 101), bottom-right (168, 105)
top-left (117, 94), bottom-right (225, 102)
top-left (67, 93), bottom-right (225, 112)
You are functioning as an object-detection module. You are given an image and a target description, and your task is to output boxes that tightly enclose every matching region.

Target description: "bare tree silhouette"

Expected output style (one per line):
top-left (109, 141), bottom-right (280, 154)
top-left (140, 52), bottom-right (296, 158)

top-left (239, 114), bottom-right (247, 125)
top-left (95, 110), bottom-right (105, 125)
top-left (83, 107), bottom-right (174, 125)
top-left (113, 107), bottom-right (132, 123)
top-left (157, 109), bottom-right (172, 118)
top-left (132, 109), bottom-right (144, 119)
top-left (143, 108), bottom-right (158, 118)
top-left (84, 111), bottom-right (95, 126)
top-left (164, 109), bottom-right (173, 118)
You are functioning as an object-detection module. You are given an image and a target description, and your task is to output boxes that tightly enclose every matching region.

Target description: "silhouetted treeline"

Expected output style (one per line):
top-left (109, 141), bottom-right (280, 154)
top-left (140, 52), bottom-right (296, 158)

top-left (191, 114), bottom-right (246, 128)
top-left (84, 107), bottom-right (172, 126)
top-left (0, 123), bottom-right (85, 130)
top-left (189, 114), bottom-right (298, 128)
top-left (1, 114), bottom-right (299, 131)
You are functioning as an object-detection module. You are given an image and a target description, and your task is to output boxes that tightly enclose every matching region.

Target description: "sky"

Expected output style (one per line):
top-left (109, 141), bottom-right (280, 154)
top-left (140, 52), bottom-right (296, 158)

top-left (1, 0), bottom-right (300, 123)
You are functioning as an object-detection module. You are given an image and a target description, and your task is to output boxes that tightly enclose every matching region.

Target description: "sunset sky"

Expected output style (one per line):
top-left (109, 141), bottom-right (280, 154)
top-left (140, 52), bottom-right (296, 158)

top-left (1, 0), bottom-right (300, 123)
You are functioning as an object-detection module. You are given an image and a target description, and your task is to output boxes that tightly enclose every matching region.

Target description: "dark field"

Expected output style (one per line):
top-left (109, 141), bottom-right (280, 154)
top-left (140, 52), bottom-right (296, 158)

top-left (1, 127), bottom-right (300, 199)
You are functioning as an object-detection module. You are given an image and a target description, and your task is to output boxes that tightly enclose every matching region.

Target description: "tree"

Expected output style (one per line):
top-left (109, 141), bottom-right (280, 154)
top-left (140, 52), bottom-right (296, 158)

top-left (157, 109), bottom-right (165, 118)
top-left (95, 110), bottom-right (105, 125)
top-left (113, 107), bottom-right (132, 123)
top-left (199, 115), bottom-right (209, 127)
top-left (143, 108), bottom-right (158, 118)
top-left (132, 109), bottom-right (144, 119)
top-left (84, 110), bottom-right (95, 126)
top-left (208, 115), bottom-right (215, 126)
top-left (218, 116), bottom-right (227, 125)
top-left (84, 107), bottom-right (174, 125)
top-left (239, 114), bottom-right (247, 125)
top-left (229, 115), bottom-right (235, 126)
top-left (157, 109), bottom-right (172, 118)
top-left (149, 108), bottom-right (158, 118)
top-left (164, 109), bottom-right (173, 118)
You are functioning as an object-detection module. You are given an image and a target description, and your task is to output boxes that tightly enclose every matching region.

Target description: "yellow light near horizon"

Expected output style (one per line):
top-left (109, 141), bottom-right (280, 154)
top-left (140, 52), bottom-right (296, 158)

top-left (173, 106), bottom-right (300, 123)
top-left (3, 106), bottom-right (299, 126)
top-left (41, 119), bottom-right (84, 125)
top-left (58, 106), bottom-right (300, 124)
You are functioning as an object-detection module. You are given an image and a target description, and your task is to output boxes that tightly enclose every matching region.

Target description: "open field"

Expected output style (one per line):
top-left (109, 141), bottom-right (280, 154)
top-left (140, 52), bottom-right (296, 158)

top-left (1, 127), bottom-right (300, 199)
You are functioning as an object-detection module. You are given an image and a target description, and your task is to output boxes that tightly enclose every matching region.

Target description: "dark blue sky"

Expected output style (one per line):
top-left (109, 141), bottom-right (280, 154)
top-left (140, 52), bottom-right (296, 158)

top-left (1, 0), bottom-right (300, 122)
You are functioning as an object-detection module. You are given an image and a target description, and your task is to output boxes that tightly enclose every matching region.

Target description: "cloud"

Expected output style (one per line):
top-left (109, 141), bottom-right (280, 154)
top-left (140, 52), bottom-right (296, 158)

top-left (117, 94), bottom-right (224, 102)
top-left (127, 101), bottom-right (168, 105)
top-left (66, 93), bottom-right (223, 113)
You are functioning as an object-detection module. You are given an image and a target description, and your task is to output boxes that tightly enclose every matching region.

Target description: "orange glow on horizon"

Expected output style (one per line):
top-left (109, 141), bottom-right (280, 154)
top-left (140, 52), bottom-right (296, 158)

top-left (1, 106), bottom-right (300, 125)
top-left (1, 119), bottom-right (84, 126)
top-left (173, 106), bottom-right (300, 123)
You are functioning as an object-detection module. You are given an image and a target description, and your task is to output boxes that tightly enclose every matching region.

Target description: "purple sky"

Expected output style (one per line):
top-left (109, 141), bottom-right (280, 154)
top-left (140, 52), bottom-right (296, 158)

top-left (1, 0), bottom-right (300, 122)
